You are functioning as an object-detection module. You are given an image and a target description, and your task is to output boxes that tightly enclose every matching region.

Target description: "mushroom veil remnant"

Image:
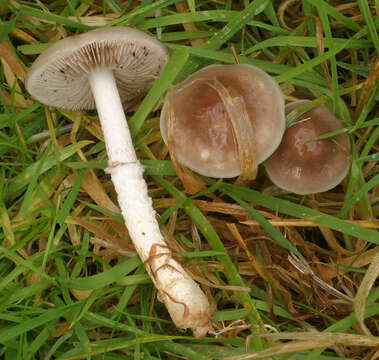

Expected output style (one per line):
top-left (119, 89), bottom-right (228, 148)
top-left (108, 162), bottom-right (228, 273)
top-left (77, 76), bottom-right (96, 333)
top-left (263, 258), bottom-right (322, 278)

top-left (264, 100), bottom-right (351, 195)
top-left (26, 26), bottom-right (211, 337)
top-left (160, 64), bottom-right (285, 181)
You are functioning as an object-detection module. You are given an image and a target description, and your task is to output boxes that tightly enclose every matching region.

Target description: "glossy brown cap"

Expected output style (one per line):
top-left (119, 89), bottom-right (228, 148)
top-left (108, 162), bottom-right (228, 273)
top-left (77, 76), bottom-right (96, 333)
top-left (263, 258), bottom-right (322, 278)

top-left (25, 27), bottom-right (168, 110)
top-left (264, 100), bottom-right (351, 194)
top-left (160, 64), bottom-right (285, 178)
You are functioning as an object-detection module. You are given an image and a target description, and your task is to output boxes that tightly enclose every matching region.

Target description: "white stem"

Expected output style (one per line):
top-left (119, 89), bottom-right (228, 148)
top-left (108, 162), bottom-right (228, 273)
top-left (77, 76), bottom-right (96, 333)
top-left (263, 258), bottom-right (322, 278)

top-left (88, 68), bottom-right (211, 337)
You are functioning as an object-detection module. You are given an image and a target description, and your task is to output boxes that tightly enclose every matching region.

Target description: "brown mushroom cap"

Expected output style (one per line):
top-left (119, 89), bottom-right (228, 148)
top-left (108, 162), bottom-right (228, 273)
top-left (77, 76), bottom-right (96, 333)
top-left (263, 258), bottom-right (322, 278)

top-left (160, 64), bottom-right (285, 178)
top-left (264, 100), bottom-right (351, 195)
top-left (25, 27), bottom-right (168, 110)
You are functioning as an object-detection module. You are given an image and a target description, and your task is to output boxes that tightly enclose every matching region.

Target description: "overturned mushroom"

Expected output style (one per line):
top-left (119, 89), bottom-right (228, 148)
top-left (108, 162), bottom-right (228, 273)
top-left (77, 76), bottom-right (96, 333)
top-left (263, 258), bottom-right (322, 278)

top-left (25, 27), bottom-right (211, 337)
top-left (160, 64), bottom-right (285, 181)
top-left (264, 100), bottom-right (351, 195)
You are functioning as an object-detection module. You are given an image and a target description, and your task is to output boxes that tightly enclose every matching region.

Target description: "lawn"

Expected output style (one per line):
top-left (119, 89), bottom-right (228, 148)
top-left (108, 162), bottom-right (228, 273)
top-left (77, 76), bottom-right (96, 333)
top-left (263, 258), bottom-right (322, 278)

top-left (0, 0), bottom-right (378, 359)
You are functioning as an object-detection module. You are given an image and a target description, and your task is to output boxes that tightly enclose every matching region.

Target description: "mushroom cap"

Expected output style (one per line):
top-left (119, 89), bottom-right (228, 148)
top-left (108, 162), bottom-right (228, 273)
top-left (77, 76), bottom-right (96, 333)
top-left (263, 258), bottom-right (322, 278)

top-left (264, 100), bottom-right (351, 195)
top-left (160, 64), bottom-right (285, 178)
top-left (25, 27), bottom-right (168, 110)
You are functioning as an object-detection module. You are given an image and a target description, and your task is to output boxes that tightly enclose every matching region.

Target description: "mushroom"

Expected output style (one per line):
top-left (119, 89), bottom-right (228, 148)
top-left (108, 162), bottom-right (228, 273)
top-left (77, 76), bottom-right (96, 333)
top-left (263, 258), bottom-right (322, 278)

top-left (160, 64), bottom-right (285, 181)
top-left (25, 27), bottom-right (211, 337)
top-left (264, 100), bottom-right (351, 195)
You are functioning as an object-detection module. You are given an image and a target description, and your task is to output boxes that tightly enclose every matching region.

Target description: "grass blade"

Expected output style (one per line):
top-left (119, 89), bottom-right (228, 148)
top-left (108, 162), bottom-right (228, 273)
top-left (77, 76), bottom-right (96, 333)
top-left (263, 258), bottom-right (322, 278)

top-left (220, 183), bottom-right (379, 245)
top-left (129, 46), bottom-right (189, 136)
top-left (60, 256), bottom-right (141, 290)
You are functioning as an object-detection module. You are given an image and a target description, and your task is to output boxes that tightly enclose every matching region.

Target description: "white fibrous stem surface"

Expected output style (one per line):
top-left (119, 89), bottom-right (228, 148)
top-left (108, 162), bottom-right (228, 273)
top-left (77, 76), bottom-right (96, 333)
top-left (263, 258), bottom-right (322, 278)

top-left (88, 68), bottom-right (211, 337)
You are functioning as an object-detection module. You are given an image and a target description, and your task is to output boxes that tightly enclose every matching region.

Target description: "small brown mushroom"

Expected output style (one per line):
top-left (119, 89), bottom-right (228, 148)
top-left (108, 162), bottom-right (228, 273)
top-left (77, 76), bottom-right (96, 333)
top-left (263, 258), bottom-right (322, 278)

top-left (264, 100), bottom-right (351, 195)
top-left (160, 64), bottom-right (285, 180)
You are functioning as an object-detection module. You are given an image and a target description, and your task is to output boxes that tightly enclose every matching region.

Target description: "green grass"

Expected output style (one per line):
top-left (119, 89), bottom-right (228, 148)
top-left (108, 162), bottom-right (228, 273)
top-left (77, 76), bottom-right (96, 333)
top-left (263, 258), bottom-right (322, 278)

top-left (0, 0), bottom-right (378, 359)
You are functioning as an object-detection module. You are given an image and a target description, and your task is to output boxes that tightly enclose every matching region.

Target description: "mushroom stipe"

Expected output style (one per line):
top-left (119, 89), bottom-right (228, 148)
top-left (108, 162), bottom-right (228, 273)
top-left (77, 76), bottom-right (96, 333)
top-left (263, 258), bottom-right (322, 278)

top-left (26, 26), bottom-right (211, 337)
